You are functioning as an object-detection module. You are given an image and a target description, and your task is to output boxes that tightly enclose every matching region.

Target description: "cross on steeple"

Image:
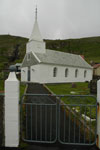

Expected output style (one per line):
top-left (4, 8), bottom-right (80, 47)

top-left (35, 6), bottom-right (37, 21)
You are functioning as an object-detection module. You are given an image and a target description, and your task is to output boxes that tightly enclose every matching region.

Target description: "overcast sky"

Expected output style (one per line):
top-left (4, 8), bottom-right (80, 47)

top-left (0, 0), bottom-right (100, 39)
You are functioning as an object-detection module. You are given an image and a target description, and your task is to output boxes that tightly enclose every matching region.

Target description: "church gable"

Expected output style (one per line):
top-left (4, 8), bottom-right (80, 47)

top-left (21, 52), bottom-right (39, 68)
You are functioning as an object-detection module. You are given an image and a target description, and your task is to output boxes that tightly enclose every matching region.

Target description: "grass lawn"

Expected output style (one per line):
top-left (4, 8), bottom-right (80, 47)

top-left (46, 82), bottom-right (90, 95)
top-left (46, 82), bottom-right (97, 105)
top-left (46, 82), bottom-right (96, 107)
top-left (20, 82), bottom-right (27, 98)
top-left (46, 82), bottom-right (97, 119)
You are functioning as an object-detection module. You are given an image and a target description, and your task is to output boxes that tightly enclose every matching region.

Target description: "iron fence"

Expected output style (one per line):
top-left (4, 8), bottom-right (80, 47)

top-left (21, 94), bottom-right (97, 145)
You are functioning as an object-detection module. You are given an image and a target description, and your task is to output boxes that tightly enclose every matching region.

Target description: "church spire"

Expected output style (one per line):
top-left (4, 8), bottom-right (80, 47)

top-left (27, 7), bottom-right (46, 54)
top-left (29, 7), bottom-right (43, 42)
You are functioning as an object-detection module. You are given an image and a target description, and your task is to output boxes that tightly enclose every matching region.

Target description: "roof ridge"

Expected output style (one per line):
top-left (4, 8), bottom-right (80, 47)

top-left (46, 49), bottom-right (80, 56)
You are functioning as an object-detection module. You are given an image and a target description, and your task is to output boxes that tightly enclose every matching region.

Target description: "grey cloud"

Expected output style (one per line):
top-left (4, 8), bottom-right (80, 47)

top-left (0, 0), bottom-right (100, 39)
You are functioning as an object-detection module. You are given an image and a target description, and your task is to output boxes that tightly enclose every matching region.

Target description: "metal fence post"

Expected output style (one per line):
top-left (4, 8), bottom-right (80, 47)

top-left (97, 80), bottom-right (100, 149)
top-left (5, 72), bottom-right (20, 147)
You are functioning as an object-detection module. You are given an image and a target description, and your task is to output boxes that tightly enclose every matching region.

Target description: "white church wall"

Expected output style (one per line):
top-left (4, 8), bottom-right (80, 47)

top-left (21, 65), bottom-right (41, 83)
top-left (21, 64), bottom-right (92, 83)
top-left (21, 67), bottom-right (28, 82)
top-left (85, 69), bottom-right (93, 81)
top-left (30, 64), bottom-right (93, 83)
top-left (31, 65), bottom-right (41, 82)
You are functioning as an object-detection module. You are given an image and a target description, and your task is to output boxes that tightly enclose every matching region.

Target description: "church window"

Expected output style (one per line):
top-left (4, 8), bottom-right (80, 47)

top-left (75, 69), bottom-right (78, 78)
top-left (53, 67), bottom-right (57, 77)
top-left (65, 68), bottom-right (68, 77)
top-left (84, 70), bottom-right (87, 78)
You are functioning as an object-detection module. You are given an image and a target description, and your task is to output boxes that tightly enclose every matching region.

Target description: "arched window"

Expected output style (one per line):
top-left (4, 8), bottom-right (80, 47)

top-left (53, 67), bottom-right (57, 77)
top-left (84, 70), bottom-right (87, 78)
top-left (65, 68), bottom-right (68, 77)
top-left (75, 69), bottom-right (78, 78)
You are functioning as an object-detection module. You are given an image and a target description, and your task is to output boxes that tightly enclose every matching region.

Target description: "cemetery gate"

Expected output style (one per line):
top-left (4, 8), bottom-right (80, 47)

top-left (21, 94), bottom-right (97, 146)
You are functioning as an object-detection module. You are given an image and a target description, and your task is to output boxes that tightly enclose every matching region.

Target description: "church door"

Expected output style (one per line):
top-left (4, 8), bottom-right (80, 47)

top-left (28, 67), bottom-right (31, 82)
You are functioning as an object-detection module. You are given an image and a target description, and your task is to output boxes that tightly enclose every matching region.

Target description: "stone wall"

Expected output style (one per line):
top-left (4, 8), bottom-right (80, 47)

top-left (0, 94), bottom-right (4, 146)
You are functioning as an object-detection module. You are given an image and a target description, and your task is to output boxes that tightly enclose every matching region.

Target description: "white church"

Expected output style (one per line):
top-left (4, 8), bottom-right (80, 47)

top-left (21, 9), bottom-right (93, 84)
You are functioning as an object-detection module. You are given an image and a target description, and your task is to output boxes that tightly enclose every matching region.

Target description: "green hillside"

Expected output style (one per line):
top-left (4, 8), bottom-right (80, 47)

top-left (0, 34), bottom-right (100, 72)
top-left (0, 35), bottom-right (28, 70)
top-left (45, 37), bottom-right (100, 63)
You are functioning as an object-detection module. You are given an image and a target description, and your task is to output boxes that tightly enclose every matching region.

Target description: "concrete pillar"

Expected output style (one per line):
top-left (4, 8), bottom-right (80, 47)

top-left (97, 80), bottom-right (100, 149)
top-left (5, 72), bottom-right (19, 147)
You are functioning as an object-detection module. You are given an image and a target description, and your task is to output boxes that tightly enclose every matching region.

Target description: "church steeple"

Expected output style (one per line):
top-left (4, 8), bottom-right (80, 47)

top-left (29, 7), bottom-right (43, 42)
top-left (26, 7), bottom-right (46, 54)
